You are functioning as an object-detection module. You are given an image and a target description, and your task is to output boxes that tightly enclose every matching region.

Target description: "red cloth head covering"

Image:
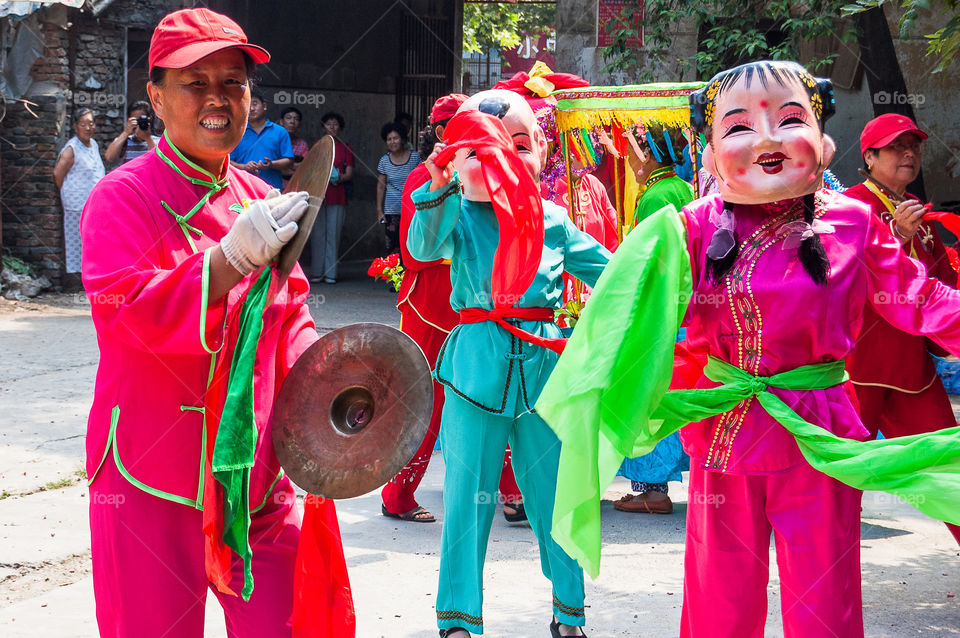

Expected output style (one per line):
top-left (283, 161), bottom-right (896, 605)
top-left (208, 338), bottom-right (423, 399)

top-left (434, 110), bottom-right (544, 310)
top-left (493, 67), bottom-right (589, 120)
top-left (430, 93), bottom-right (469, 124)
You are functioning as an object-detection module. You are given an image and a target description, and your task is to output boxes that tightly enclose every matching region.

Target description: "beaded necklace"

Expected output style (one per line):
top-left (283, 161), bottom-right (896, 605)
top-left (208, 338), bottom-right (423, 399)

top-left (644, 166), bottom-right (676, 190)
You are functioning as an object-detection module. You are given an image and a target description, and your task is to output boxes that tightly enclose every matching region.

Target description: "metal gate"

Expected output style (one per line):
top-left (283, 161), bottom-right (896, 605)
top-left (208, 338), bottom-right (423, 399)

top-left (397, 9), bottom-right (458, 133)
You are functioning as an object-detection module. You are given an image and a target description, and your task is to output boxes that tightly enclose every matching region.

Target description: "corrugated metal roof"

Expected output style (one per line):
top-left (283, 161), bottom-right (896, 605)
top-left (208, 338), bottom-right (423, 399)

top-left (0, 1), bottom-right (113, 19)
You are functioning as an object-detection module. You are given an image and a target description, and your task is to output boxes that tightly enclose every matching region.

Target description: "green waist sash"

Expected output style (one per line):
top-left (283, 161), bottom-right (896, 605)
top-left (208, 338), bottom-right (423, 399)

top-left (663, 357), bottom-right (960, 535)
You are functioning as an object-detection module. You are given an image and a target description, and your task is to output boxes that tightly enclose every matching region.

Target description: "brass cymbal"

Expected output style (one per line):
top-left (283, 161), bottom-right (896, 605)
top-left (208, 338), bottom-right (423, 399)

top-left (276, 135), bottom-right (335, 281)
top-left (272, 323), bottom-right (434, 498)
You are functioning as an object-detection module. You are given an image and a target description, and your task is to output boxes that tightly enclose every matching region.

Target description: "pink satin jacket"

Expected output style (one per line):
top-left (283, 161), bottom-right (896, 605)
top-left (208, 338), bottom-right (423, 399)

top-left (680, 191), bottom-right (960, 474)
top-left (81, 136), bottom-right (317, 508)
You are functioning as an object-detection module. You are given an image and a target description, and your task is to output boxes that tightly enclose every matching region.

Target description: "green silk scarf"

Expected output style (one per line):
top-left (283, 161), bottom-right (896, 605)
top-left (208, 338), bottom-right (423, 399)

top-left (536, 205), bottom-right (960, 579)
top-left (213, 267), bottom-right (272, 600)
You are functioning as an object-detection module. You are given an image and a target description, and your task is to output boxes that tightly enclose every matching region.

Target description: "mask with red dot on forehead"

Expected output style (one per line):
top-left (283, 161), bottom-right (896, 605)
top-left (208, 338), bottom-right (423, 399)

top-left (690, 60), bottom-right (836, 205)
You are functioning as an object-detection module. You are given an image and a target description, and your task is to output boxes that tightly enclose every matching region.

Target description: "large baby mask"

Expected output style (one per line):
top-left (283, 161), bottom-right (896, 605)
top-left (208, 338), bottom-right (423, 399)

top-left (690, 61), bottom-right (836, 205)
top-left (454, 89), bottom-right (548, 202)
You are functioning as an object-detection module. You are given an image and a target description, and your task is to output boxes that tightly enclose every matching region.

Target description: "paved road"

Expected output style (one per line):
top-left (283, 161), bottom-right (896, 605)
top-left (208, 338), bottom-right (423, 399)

top-left (1, 263), bottom-right (958, 636)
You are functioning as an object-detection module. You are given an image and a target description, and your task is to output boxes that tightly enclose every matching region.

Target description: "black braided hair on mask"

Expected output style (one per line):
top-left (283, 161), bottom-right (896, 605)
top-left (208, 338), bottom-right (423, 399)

top-left (798, 192), bottom-right (830, 285)
top-left (706, 200), bottom-right (739, 286)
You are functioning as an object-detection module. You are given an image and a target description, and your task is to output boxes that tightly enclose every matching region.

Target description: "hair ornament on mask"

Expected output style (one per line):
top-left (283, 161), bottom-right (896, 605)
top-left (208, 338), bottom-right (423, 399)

top-left (706, 207), bottom-right (737, 260)
top-left (780, 218), bottom-right (835, 251)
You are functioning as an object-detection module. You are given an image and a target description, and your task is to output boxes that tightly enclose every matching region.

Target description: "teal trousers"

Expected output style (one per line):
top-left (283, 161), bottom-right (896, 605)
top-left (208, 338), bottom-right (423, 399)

top-left (436, 392), bottom-right (586, 634)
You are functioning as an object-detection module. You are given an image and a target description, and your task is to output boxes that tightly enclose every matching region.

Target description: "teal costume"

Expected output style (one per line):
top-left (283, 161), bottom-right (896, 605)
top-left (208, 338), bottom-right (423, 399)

top-left (409, 176), bottom-right (610, 634)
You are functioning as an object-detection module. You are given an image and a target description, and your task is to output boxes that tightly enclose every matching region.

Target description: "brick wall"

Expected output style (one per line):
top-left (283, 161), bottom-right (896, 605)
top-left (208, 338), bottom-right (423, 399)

top-left (1, 17), bottom-right (70, 284)
top-left (0, 10), bottom-right (127, 287)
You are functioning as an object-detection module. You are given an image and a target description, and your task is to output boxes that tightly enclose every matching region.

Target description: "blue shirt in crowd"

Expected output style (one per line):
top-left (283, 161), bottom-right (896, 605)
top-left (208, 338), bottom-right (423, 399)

top-left (230, 119), bottom-right (294, 190)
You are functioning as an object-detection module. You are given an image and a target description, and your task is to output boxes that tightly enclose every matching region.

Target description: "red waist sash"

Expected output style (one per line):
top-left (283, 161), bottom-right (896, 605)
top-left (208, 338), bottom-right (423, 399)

top-left (459, 307), bottom-right (567, 354)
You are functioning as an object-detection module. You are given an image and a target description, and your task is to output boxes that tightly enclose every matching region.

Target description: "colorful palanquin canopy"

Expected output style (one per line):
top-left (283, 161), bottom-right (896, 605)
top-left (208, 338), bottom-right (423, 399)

top-left (551, 82), bottom-right (707, 133)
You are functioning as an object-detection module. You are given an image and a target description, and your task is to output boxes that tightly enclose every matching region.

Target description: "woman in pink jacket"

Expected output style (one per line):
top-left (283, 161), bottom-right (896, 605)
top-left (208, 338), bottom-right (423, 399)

top-left (82, 8), bottom-right (353, 637)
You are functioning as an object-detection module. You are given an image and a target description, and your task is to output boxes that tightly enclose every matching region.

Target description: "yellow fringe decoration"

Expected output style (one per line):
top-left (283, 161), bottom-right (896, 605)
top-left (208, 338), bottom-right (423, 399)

top-left (555, 108), bottom-right (691, 134)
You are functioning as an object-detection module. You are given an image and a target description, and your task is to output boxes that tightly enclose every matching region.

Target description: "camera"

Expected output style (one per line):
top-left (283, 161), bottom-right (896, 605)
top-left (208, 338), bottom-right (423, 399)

top-left (136, 115), bottom-right (151, 131)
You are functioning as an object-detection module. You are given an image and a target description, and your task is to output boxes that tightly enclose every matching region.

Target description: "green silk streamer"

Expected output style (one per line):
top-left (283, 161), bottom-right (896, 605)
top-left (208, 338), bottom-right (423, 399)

top-left (212, 266), bottom-right (272, 600)
top-left (537, 205), bottom-right (960, 579)
top-left (536, 206), bottom-right (692, 578)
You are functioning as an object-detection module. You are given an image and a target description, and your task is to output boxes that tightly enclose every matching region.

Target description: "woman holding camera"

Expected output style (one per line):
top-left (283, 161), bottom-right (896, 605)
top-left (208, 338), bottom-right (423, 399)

top-left (104, 100), bottom-right (159, 164)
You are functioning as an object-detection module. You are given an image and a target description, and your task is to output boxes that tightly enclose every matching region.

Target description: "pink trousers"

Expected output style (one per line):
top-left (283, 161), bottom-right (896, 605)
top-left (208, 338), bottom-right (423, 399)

top-left (90, 456), bottom-right (301, 638)
top-left (681, 460), bottom-right (863, 638)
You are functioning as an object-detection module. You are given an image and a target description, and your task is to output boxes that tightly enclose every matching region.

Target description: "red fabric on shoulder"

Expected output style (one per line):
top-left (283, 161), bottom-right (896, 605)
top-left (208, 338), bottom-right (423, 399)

top-left (434, 110), bottom-right (544, 310)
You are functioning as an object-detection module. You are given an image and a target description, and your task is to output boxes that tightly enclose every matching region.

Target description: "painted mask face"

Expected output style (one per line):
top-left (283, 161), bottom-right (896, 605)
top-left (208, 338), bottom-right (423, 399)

top-left (702, 74), bottom-right (835, 204)
top-left (453, 89), bottom-right (547, 202)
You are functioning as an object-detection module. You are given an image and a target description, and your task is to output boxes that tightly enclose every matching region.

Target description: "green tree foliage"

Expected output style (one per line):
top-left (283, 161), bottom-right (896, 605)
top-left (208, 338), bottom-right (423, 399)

top-left (601, 1), bottom-right (855, 80)
top-left (842, 0), bottom-right (960, 72)
top-left (462, 1), bottom-right (556, 54)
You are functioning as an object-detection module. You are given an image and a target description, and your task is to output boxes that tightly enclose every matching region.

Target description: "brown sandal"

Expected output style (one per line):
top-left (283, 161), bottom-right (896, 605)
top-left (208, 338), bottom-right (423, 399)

top-left (381, 503), bottom-right (436, 522)
top-left (613, 492), bottom-right (673, 514)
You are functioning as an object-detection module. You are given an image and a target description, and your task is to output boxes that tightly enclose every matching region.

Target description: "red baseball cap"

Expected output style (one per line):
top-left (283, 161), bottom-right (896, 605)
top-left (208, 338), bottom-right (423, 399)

top-left (149, 8), bottom-right (269, 72)
top-left (860, 113), bottom-right (928, 156)
top-left (430, 94), bottom-right (468, 124)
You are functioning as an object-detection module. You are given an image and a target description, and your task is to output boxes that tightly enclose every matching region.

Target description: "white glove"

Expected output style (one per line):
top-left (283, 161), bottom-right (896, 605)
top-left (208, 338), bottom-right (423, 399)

top-left (221, 189), bottom-right (309, 275)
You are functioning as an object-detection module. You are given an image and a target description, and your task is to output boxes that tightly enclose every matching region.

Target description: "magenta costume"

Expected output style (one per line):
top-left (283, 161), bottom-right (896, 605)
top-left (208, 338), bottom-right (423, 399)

top-left (82, 135), bottom-right (316, 636)
top-left (677, 190), bottom-right (960, 637)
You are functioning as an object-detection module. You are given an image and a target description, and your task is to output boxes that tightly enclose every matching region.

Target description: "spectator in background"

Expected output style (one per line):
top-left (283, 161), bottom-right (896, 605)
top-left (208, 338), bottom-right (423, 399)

top-left (280, 106), bottom-right (310, 189)
top-left (376, 122), bottom-right (419, 255)
top-left (104, 100), bottom-right (159, 165)
top-left (310, 112), bottom-right (355, 283)
top-left (53, 108), bottom-right (105, 275)
top-left (230, 92), bottom-right (293, 189)
top-left (844, 114), bottom-right (960, 546)
top-left (396, 111), bottom-right (415, 150)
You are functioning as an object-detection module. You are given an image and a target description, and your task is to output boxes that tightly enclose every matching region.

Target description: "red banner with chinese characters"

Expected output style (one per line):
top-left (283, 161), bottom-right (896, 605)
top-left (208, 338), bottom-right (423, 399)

top-left (502, 32), bottom-right (556, 72)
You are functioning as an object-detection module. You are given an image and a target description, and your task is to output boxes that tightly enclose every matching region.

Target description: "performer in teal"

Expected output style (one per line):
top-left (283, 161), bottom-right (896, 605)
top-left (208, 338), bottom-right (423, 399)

top-left (408, 89), bottom-right (610, 638)
top-left (616, 124), bottom-right (694, 513)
